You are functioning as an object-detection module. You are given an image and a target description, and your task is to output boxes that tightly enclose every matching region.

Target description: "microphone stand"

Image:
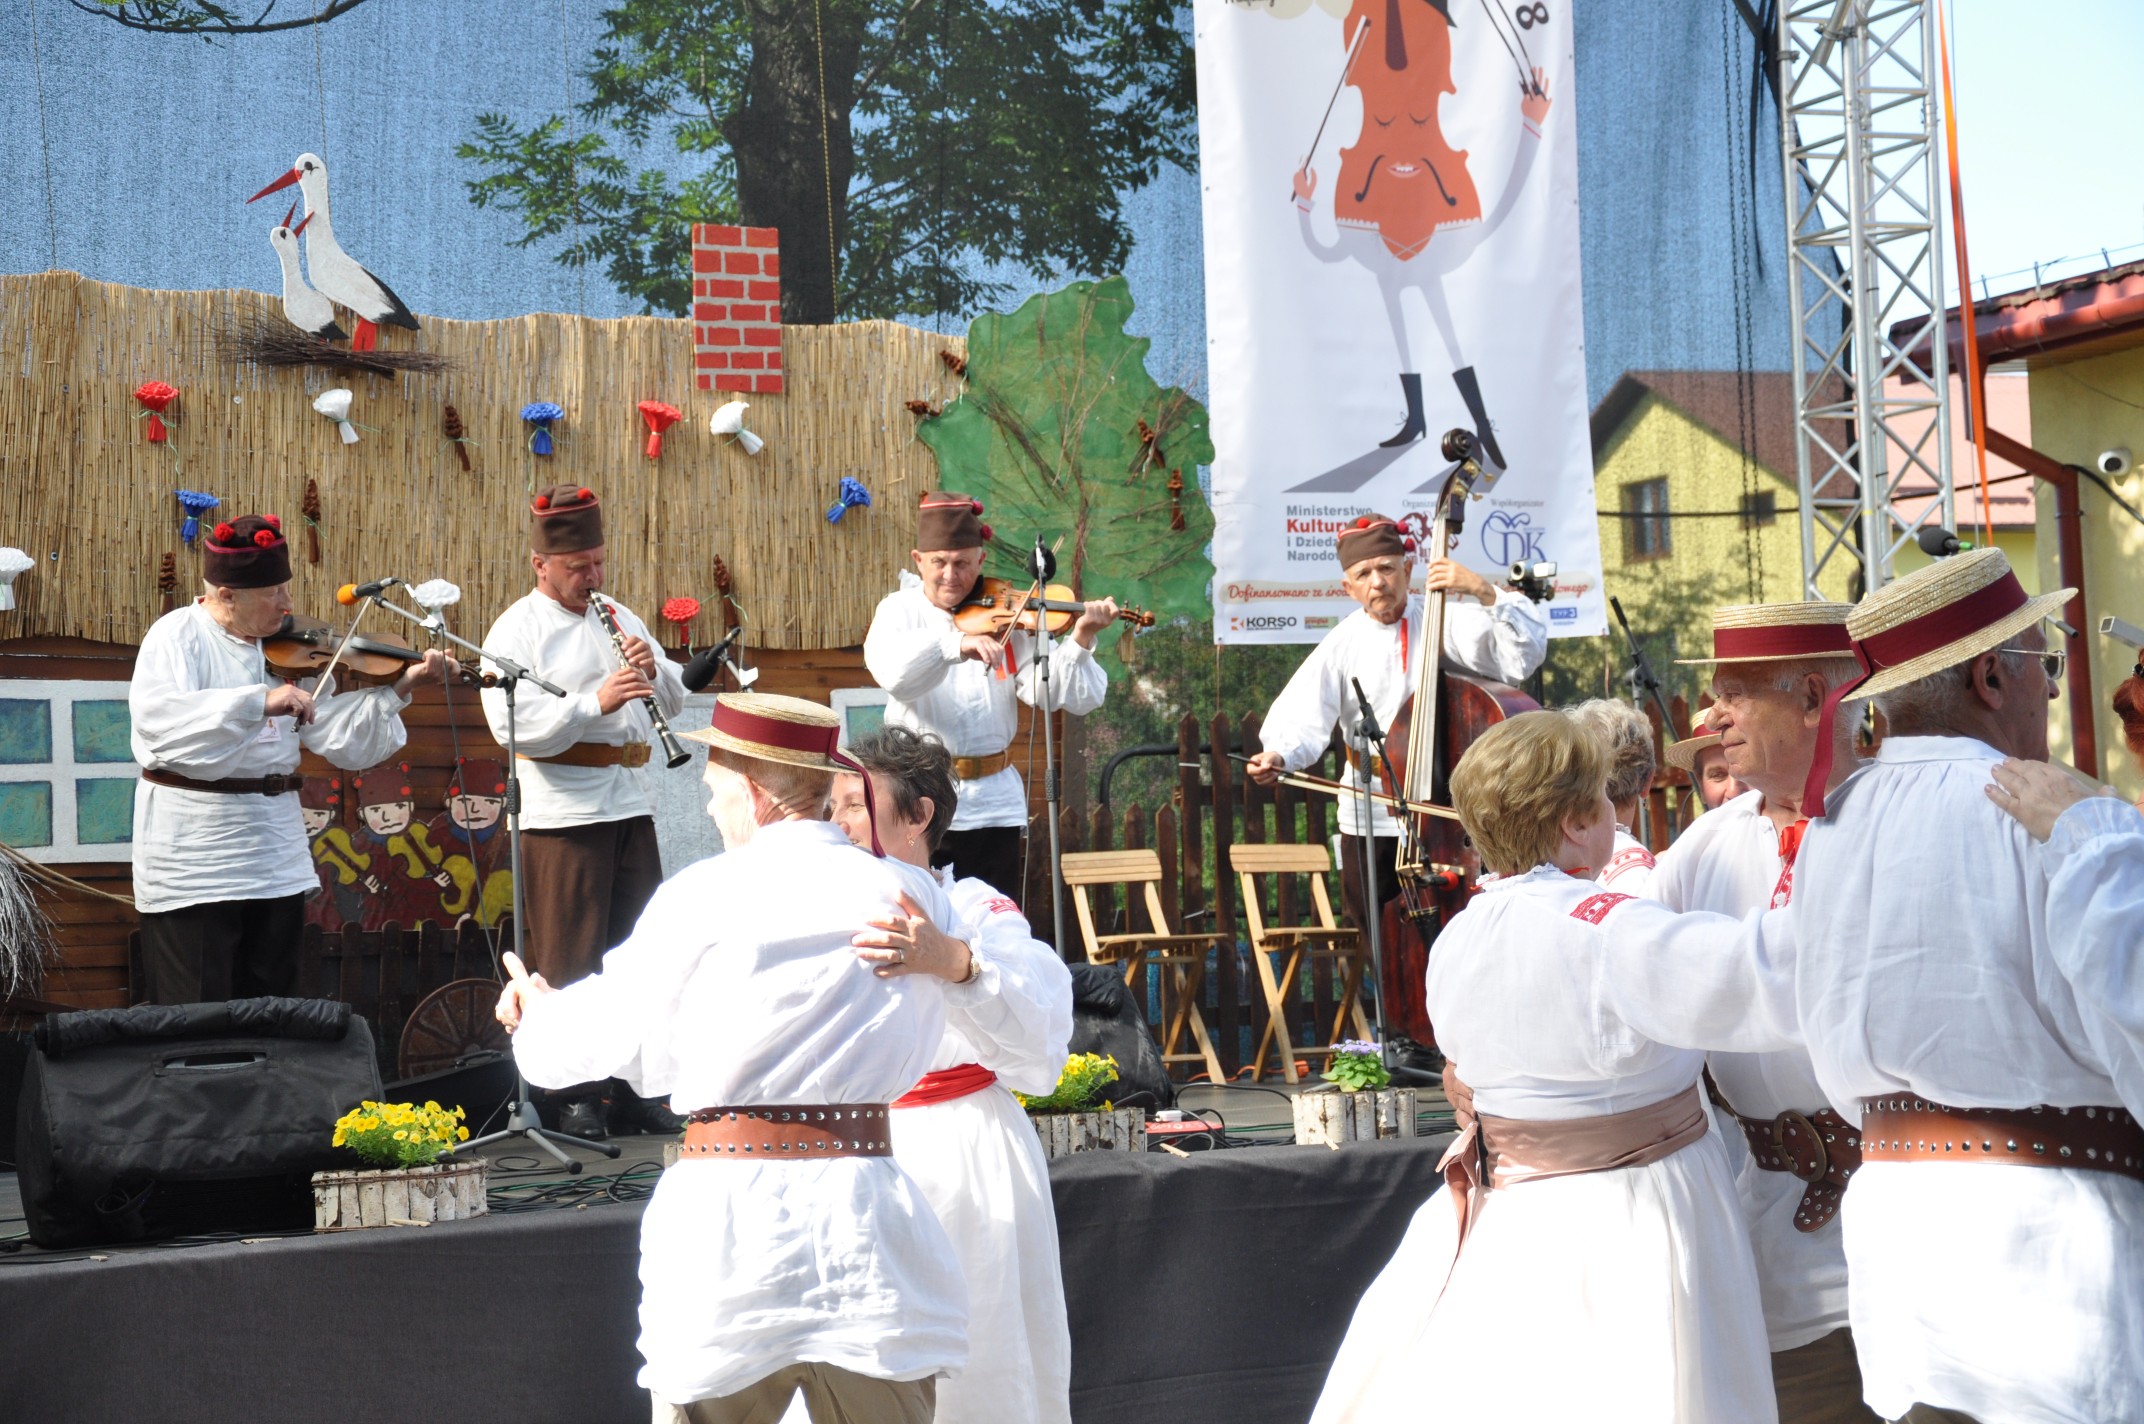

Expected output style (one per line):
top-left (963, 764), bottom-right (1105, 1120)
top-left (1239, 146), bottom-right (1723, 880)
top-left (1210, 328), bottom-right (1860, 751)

top-left (367, 590), bottom-right (620, 1171)
top-left (1027, 539), bottom-right (1067, 954)
top-left (1349, 677), bottom-right (1438, 1089)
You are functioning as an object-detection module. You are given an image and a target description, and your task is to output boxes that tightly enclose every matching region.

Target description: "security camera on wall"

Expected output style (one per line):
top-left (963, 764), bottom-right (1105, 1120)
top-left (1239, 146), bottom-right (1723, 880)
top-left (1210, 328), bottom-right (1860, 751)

top-left (2099, 447), bottom-right (2133, 477)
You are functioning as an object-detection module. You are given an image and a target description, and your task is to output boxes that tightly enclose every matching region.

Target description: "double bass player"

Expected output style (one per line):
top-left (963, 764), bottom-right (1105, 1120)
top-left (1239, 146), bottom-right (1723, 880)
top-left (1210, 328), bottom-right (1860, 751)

top-left (1246, 513), bottom-right (1545, 930)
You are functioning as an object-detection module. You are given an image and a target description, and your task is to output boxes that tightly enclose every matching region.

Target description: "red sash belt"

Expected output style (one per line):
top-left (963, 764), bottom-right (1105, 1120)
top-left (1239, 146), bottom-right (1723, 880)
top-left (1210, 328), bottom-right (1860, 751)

top-left (894, 1062), bottom-right (998, 1108)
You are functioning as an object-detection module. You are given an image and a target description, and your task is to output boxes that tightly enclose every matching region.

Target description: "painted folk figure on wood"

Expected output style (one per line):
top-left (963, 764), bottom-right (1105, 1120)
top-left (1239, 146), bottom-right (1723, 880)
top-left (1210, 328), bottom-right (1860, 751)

top-left (303, 759), bottom-right (511, 933)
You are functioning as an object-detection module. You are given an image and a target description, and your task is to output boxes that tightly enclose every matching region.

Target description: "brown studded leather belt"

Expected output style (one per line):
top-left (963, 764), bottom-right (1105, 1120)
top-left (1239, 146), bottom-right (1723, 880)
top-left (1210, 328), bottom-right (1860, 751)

top-left (949, 749), bottom-right (1013, 781)
top-left (519, 741), bottom-right (651, 769)
top-left (1860, 1097), bottom-right (2144, 1185)
top-left (141, 767), bottom-right (301, 796)
top-left (679, 1104), bottom-right (893, 1159)
top-left (1729, 1104), bottom-right (1863, 1232)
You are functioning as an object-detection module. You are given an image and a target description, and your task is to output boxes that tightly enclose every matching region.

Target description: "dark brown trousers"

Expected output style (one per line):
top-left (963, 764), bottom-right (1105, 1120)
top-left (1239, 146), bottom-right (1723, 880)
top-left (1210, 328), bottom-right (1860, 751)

top-left (137, 893), bottom-right (305, 1005)
top-left (932, 825), bottom-right (1025, 914)
top-left (1772, 1328), bottom-right (1881, 1423)
top-left (1336, 832), bottom-right (1403, 932)
top-left (516, 815), bottom-right (664, 988)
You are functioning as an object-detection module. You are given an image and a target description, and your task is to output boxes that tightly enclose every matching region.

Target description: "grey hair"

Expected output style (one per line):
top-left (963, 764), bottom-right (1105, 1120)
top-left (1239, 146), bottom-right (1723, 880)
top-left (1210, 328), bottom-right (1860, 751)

top-left (1565, 698), bottom-right (1657, 805)
top-left (1872, 648), bottom-right (2031, 734)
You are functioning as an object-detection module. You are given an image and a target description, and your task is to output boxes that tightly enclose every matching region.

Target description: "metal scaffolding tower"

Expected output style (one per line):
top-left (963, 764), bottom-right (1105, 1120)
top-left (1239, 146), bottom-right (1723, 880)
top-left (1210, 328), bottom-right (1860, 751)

top-left (1778, 0), bottom-right (1954, 599)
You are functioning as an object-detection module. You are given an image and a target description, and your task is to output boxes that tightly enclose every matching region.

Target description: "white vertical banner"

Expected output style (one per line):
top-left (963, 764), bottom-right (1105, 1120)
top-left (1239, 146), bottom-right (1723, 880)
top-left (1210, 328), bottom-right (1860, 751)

top-left (1197, 0), bottom-right (1604, 644)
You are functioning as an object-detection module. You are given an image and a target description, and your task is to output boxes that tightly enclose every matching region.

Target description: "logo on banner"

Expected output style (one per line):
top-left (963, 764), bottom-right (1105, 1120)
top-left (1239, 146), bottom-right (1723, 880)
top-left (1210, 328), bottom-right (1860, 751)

top-left (1230, 614), bottom-right (1298, 633)
top-left (1550, 604), bottom-right (1578, 623)
top-left (1480, 510), bottom-right (1547, 567)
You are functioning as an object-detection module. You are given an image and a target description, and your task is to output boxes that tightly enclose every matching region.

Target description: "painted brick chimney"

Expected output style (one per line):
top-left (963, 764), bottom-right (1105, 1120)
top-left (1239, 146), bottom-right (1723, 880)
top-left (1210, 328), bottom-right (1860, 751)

top-left (691, 224), bottom-right (785, 395)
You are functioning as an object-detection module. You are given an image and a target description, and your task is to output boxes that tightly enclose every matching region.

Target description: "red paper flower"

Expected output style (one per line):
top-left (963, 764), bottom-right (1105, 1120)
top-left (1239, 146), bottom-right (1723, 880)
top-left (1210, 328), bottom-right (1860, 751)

top-left (661, 597), bottom-right (701, 625)
top-left (135, 381), bottom-right (178, 443)
top-left (638, 400), bottom-right (682, 460)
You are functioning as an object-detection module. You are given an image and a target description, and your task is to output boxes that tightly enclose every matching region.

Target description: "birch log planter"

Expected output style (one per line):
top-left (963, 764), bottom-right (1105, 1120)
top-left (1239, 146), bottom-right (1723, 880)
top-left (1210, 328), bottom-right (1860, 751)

top-left (1292, 1088), bottom-right (1419, 1146)
top-left (1031, 1108), bottom-right (1147, 1159)
top-left (312, 1158), bottom-right (489, 1231)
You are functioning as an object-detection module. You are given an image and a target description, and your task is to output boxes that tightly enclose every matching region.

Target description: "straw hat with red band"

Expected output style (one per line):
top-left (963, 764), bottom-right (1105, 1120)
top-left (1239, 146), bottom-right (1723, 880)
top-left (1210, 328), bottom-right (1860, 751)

top-left (1663, 730), bottom-right (1722, 775)
top-left (1336, 514), bottom-right (1416, 570)
top-left (682, 693), bottom-right (887, 855)
top-left (1801, 548), bottom-right (2074, 817)
top-left (1675, 601), bottom-right (1854, 665)
top-left (203, 513), bottom-right (292, 589)
top-left (530, 485), bottom-right (604, 554)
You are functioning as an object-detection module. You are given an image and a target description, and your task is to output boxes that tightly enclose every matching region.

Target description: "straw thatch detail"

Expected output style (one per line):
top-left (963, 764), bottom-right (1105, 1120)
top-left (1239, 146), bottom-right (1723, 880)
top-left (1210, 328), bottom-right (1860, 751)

top-left (0, 273), bottom-right (965, 650)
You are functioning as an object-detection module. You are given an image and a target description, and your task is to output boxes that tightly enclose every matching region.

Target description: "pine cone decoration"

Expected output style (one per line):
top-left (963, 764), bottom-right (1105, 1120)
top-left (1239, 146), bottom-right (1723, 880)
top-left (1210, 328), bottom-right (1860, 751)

top-left (1168, 468), bottom-right (1186, 533)
top-left (713, 556), bottom-right (737, 631)
top-left (904, 399), bottom-right (940, 418)
top-left (302, 477), bottom-right (323, 564)
top-left (939, 349), bottom-right (967, 378)
top-left (157, 551), bottom-right (178, 614)
top-left (442, 404), bottom-right (472, 472)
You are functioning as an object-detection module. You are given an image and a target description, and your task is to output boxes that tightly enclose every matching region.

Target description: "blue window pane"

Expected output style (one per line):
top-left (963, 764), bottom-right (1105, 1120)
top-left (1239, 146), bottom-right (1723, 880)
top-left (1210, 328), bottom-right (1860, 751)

top-left (77, 777), bottom-right (136, 845)
top-left (0, 700), bottom-right (53, 765)
top-left (73, 701), bottom-right (134, 764)
top-left (0, 781), bottom-right (54, 847)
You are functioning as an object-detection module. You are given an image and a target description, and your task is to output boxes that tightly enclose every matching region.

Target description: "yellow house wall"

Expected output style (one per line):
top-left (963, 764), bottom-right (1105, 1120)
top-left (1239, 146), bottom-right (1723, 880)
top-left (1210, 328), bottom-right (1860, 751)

top-left (1892, 528), bottom-right (2038, 591)
top-left (1592, 394), bottom-right (1853, 681)
top-left (2029, 347), bottom-right (2144, 800)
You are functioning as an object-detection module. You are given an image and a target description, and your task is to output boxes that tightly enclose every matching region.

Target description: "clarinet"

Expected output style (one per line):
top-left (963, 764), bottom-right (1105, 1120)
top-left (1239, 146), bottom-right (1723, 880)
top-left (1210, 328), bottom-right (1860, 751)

top-left (589, 593), bottom-right (693, 769)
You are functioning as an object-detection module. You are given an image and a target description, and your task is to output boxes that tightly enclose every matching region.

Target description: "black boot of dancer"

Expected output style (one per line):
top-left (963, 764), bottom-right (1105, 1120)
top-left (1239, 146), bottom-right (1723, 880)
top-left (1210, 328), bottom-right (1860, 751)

top-left (1451, 366), bottom-right (1505, 470)
top-left (1380, 372), bottom-right (1427, 448)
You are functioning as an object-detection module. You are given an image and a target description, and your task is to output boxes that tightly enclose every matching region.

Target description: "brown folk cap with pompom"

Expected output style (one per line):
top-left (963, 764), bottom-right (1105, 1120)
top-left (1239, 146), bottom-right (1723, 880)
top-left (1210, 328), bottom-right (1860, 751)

top-left (354, 761), bottom-right (414, 810)
top-left (530, 485), bottom-right (604, 554)
top-left (915, 491), bottom-right (990, 552)
top-left (203, 514), bottom-right (292, 589)
top-left (1336, 514), bottom-right (1413, 571)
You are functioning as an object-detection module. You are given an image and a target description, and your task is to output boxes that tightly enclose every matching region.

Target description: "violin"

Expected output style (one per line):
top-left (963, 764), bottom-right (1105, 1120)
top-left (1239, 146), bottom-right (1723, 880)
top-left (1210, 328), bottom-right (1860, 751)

top-left (951, 577), bottom-right (1155, 639)
top-left (262, 614), bottom-right (435, 686)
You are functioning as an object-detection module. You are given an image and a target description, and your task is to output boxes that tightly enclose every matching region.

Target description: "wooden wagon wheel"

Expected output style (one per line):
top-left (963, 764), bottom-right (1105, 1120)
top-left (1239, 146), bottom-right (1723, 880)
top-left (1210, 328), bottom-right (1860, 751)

top-left (398, 976), bottom-right (511, 1079)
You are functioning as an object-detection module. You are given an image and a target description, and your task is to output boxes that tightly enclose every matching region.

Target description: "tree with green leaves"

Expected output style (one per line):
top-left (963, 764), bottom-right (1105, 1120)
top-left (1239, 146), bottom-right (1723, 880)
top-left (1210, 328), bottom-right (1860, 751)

top-left (455, 0), bottom-right (1197, 323)
top-left (918, 275), bottom-right (1214, 623)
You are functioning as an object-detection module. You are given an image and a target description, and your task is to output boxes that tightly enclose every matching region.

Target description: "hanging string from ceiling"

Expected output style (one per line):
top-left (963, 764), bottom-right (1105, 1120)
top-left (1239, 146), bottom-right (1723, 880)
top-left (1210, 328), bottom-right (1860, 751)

top-left (27, 0), bottom-right (60, 270)
top-left (813, 0), bottom-right (840, 317)
top-left (1719, 1), bottom-right (1763, 602)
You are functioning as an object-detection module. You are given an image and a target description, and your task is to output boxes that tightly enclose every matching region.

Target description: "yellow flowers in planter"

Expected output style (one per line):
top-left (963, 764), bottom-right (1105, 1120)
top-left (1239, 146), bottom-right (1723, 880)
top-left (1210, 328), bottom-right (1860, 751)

top-left (332, 1100), bottom-right (471, 1169)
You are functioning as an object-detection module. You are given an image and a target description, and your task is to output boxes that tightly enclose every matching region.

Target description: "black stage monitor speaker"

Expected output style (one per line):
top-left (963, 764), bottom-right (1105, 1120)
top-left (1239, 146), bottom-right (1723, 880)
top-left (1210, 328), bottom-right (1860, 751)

top-left (16, 997), bottom-right (383, 1247)
top-left (1066, 963), bottom-right (1175, 1111)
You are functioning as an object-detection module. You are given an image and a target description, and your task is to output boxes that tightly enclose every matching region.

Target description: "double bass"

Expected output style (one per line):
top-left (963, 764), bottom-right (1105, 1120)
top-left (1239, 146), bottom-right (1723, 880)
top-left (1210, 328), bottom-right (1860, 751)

top-left (1370, 430), bottom-right (1538, 1050)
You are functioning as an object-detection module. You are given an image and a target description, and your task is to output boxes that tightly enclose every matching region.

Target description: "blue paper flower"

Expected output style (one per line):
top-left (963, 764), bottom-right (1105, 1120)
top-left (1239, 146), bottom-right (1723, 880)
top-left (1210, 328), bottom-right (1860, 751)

top-left (826, 477), bottom-right (872, 524)
top-left (175, 489), bottom-right (221, 547)
top-left (521, 402), bottom-right (564, 456)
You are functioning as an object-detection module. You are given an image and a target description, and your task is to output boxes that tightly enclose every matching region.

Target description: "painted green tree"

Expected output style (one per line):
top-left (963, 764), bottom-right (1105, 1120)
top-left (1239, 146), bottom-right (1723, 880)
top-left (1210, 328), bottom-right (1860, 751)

top-left (918, 276), bottom-right (1214, 621)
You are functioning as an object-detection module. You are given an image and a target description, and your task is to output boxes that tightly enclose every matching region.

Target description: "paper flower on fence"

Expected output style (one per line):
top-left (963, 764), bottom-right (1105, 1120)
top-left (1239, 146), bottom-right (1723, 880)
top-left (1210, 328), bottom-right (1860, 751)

top-left (175, 489), bottom-right (221, 547)
top-left (825, 477), bottom-right (872, 524)
top-left (661, 596), bottom-right (701, 651)
top-left (313, 387), bottom-right (360, 444)
top-left (411, 578), bottom-right (462, 612)
top-left (710, 399), bottom-right (763, 456)
top-left (0, 548), bottom-right (32, 612)
top-left (638, 400), bottom-right (682, 460)
top-left (521, 402), bottom-right (563, 456)
top-left (135, 381), bottom-right (178, 442)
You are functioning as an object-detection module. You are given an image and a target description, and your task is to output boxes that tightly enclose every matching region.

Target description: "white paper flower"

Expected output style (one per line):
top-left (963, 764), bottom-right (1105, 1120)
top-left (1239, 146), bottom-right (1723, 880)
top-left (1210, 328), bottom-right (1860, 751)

top-left (411, 578), bottom-right (462, 611)
top-left (313, 387), bottom-right (359, 444)
top-left (0, 547), bottom-right (32, 612)
top-left (710, 399), bottom-right (764, 456)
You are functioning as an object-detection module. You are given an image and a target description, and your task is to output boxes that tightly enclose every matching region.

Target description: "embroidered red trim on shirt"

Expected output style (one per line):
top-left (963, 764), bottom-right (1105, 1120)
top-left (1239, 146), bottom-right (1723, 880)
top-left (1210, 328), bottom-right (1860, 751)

top-left (981, 897), bottom-right (1019, 916)
top-left (1603, 846), bottom-right (1655, 880)
top-left (1569, 891), bottom-right (1634, 924)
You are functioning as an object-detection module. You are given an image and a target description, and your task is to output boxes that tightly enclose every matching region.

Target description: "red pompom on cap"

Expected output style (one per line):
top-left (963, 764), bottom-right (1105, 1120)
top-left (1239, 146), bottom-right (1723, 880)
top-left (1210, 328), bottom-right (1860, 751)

top-left (253, 530), bottom-right (277, 548)
top-left (970, 500), bottom-right (984, 514)
top-left (533, 494), bottom-right (551, 510)
top-left (263, 514), bottom-right (282, 529)
top-left (979, 523), bottom-right (995, 542)
top-left (212, 522), bottom-right (236, 543)
top-left (576, 487), bottom-right (593, 501)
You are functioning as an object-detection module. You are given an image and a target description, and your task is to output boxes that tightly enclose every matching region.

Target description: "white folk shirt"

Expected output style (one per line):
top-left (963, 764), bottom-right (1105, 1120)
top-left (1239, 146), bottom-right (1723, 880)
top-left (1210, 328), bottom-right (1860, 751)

top-left (2039, 794), bottom-right (2144, 1115)
top-left (1599, 826), bottom-right (1656, 895)
top-left (863, 573), bottom-right (1107, 832)
top-left (1649, 788), bottom-right (1846, 1353)
top-left (935, 870), bottom-right (1076, 1091)
top-left (479, 590), bottom-right (688, 831)
top-left (1608, 738), bottom-right (2144, 1422)
top-left (129, 601), bottom-right (413, 914)
top-left (1257, 591), bottom-right (1548, 836)
top-left (512, 820), bottom-right (967, 1406)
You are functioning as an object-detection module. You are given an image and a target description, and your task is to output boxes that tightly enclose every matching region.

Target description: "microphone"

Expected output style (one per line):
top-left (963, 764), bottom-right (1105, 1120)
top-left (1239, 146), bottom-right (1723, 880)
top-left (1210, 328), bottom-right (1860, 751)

top-left (680, 625), bottom-right (745, 693)
top-left (1029, 536), bottom-right (1057, 582)
top-left (1915, 527), bottom-right (1972, 559)
top-left (336, 576), bottom-right (402, 604)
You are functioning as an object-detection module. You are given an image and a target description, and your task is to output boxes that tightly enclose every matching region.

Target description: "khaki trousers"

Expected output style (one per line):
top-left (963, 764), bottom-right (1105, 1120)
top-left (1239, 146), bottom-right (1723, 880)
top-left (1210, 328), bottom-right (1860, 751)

top-left (1773, 1327), bottom-right (1881, 1423)
top-left (655, 1365), bottom-right (935, 1424)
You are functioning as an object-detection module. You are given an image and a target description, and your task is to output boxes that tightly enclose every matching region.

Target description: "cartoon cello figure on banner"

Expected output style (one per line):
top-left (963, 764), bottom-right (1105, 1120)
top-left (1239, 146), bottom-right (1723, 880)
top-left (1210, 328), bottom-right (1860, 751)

top-left (1294, 0), bottom-right (1552, 464)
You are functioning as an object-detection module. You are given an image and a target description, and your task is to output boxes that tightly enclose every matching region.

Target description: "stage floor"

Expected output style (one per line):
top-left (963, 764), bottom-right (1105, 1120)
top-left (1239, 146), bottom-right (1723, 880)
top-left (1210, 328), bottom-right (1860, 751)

top-left (0, 1082), bottom-right (1456, 1424)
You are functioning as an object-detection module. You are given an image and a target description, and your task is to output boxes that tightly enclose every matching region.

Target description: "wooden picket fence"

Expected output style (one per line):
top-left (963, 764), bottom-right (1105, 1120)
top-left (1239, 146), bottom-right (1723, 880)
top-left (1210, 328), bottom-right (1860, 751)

top-left (1027, 698), bottom-right (1703, 1082)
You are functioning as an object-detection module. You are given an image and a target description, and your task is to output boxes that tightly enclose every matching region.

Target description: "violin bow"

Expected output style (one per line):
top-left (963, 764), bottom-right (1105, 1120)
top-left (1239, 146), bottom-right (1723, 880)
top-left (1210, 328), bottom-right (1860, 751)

top-left (1299, 17), bottom-right (1371, 181)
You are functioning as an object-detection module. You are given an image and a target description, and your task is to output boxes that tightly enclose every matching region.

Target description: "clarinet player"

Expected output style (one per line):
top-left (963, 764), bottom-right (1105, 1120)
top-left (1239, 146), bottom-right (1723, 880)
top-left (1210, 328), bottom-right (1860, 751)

top-left (481, 484), bottom-right (688, 1141)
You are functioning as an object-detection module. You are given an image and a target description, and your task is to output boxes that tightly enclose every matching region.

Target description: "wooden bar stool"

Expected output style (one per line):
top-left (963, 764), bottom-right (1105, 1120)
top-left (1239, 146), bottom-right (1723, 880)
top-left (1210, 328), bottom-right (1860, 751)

top-left (1061, 849), bottom-right (1227, 1084)
top-left (1229, 843), bottom-right (1373, 1084)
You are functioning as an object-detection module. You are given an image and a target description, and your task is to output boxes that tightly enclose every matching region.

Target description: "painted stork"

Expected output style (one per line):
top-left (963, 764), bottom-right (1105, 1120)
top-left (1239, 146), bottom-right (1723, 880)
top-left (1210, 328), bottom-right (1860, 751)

top-left (267, 204), bottom-right (348, 342)
top-left (248, 153), bottom-right (417, 351)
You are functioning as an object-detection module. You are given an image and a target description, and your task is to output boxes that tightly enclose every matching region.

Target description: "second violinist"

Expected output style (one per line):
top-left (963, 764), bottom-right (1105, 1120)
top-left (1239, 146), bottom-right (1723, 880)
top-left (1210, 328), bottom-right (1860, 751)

top-left (863, 490), bottom-right (1119, 909)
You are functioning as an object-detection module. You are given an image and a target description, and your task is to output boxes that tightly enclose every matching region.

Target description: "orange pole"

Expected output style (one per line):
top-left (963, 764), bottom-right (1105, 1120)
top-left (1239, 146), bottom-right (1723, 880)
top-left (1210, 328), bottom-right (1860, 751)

top-left (1935, 0), bottom-right (1994, 543)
